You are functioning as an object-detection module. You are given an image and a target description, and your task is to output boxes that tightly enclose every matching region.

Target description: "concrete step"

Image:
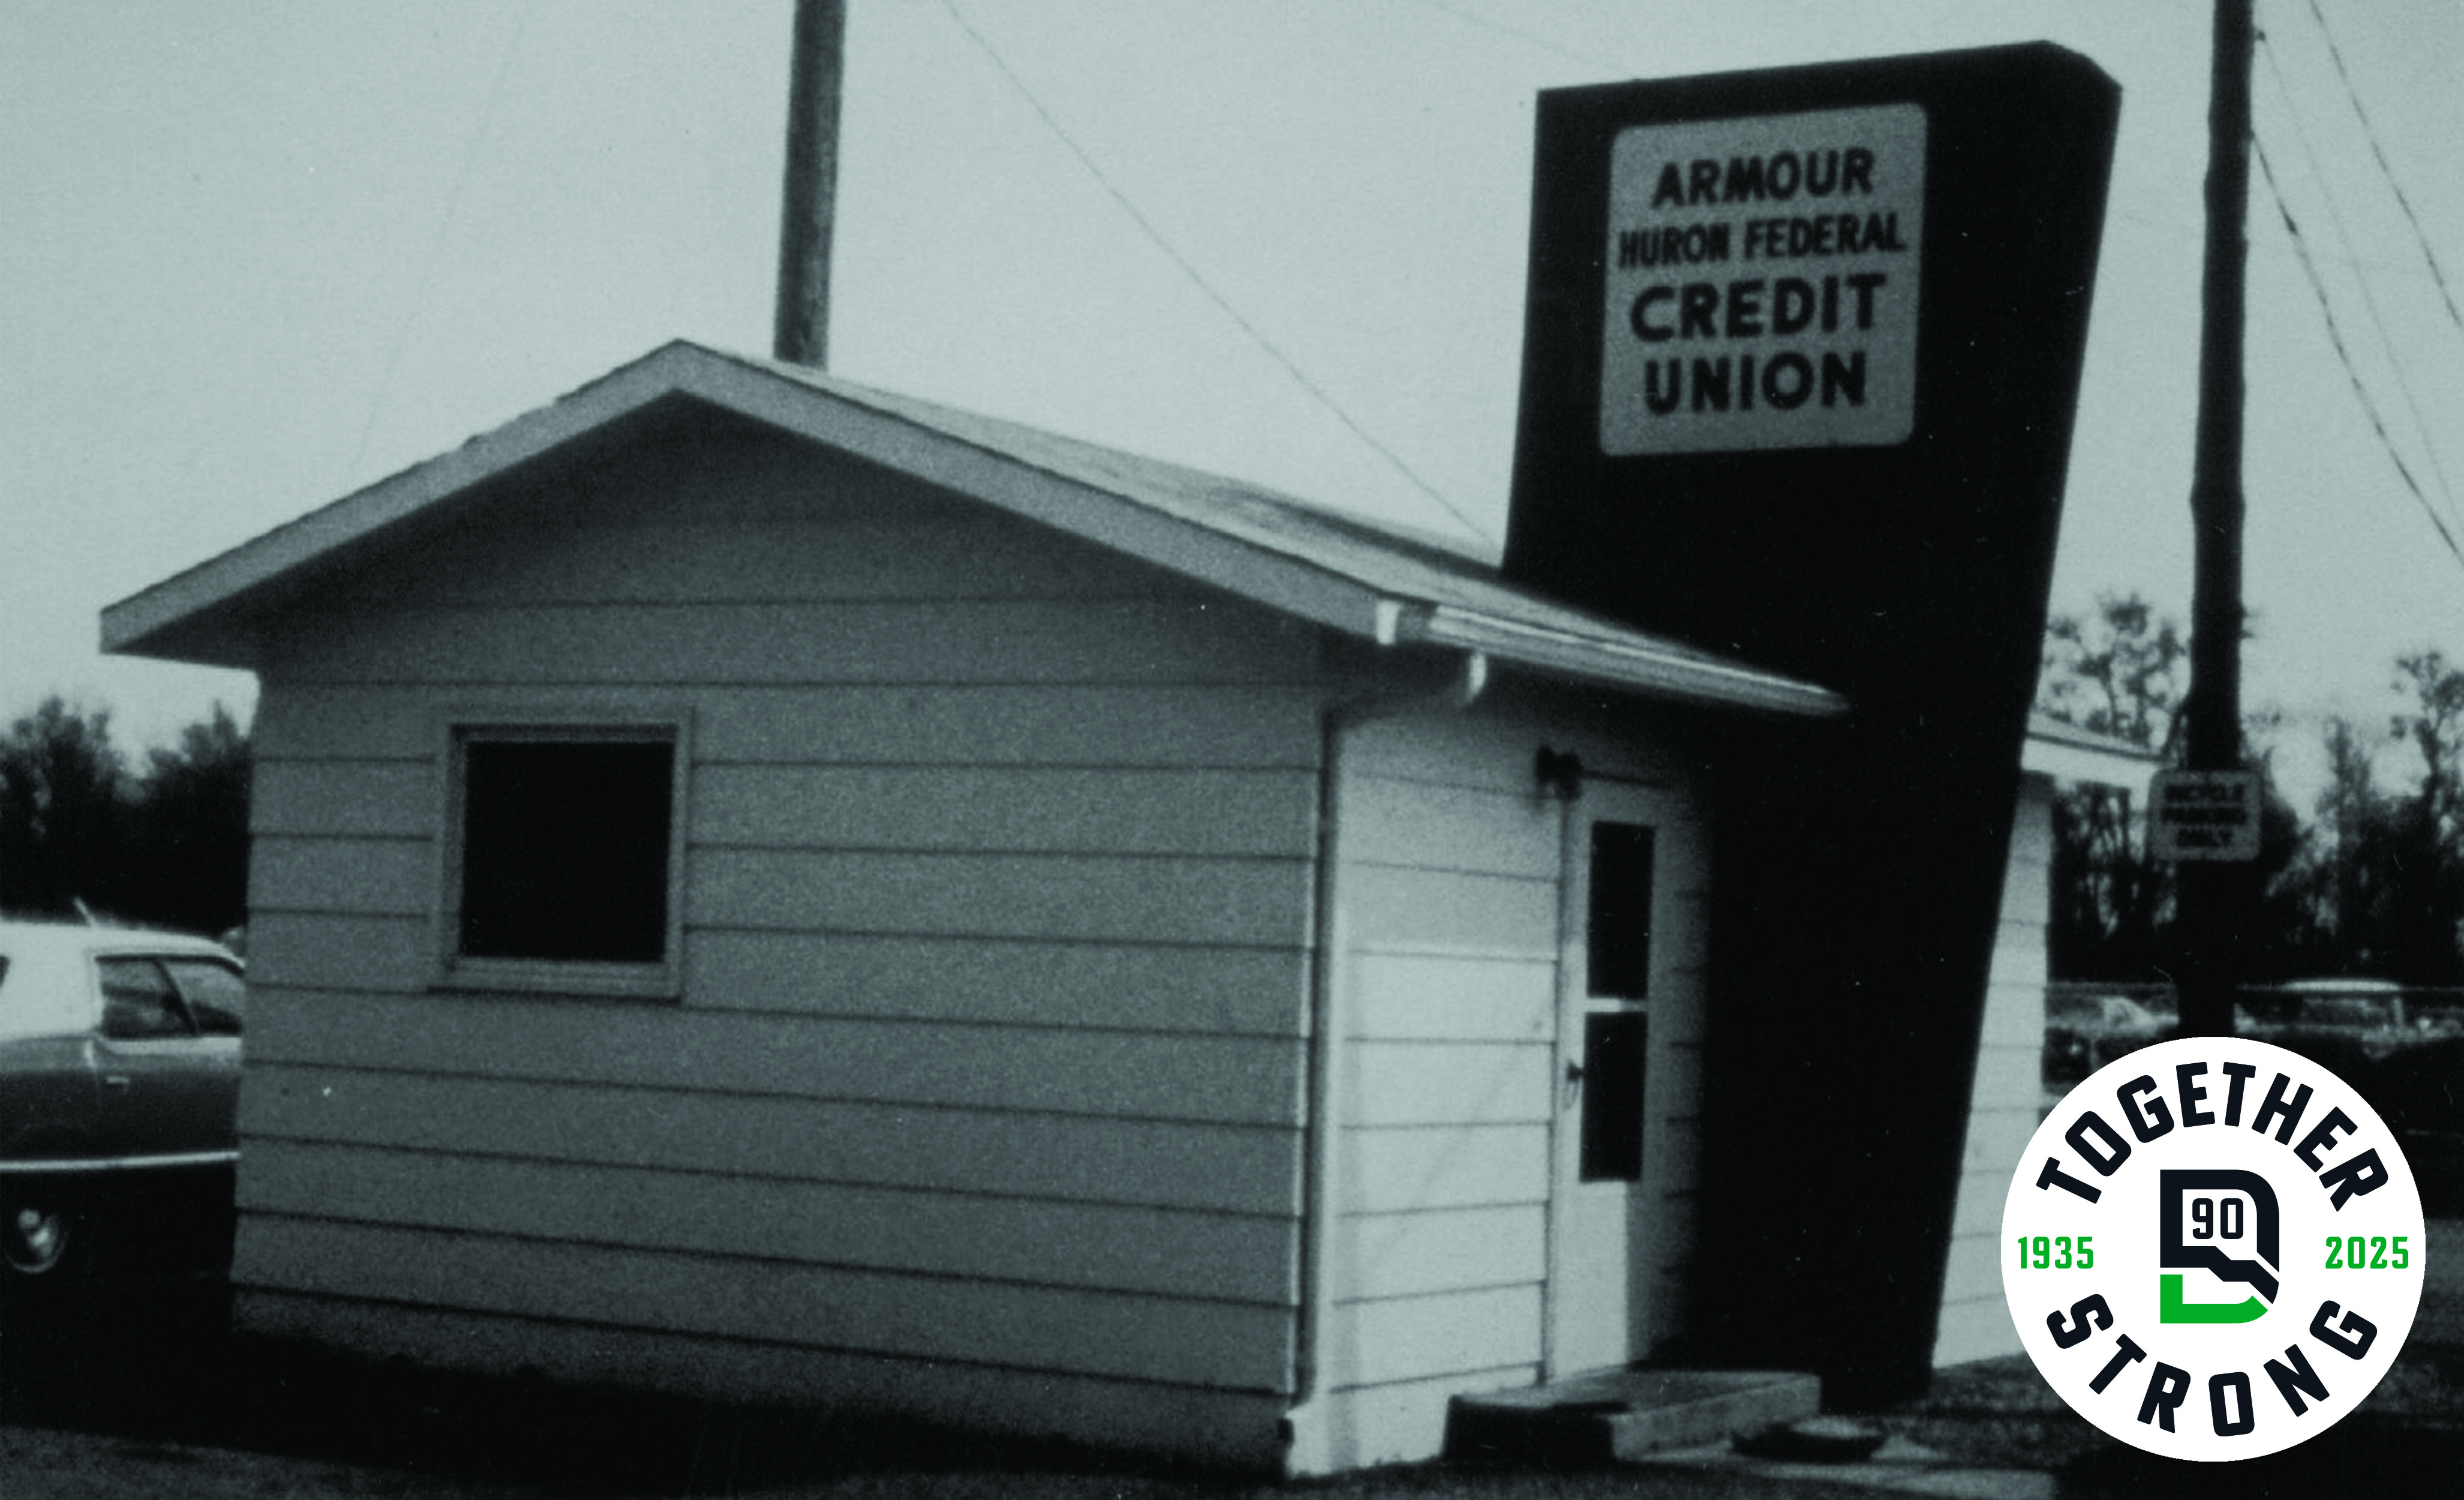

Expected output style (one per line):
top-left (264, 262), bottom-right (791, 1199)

top-left (1445, 1368), bottom-right (1823, 1468)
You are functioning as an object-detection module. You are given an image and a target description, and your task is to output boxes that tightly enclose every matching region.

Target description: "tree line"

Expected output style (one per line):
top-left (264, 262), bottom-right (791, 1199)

top-left (0, 696), bottom-right (250, 937)
top-left (2041, 593), bottom-right (2464, 986)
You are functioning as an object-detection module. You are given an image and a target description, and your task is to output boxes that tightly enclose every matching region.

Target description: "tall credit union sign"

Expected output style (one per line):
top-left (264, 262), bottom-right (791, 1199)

top-left (1500, 44), bottom-right (2122, 1405)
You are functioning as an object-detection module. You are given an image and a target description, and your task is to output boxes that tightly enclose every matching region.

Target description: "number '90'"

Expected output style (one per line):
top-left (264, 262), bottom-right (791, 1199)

top-left (2015, 1235), bottom-right (2093, 1270)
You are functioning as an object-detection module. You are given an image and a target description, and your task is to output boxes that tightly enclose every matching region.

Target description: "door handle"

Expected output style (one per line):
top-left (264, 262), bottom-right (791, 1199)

top-left (103, 1075), bottom-right (131, 1090)
top-left (1562, 1058), bottom-right (1585, 1107)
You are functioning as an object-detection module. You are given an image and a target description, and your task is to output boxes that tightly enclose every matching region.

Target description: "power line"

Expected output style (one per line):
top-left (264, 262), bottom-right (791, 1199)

top-left (931, 0), bottom-right (1494, 546)
top-left (2297, 0), bottom-right (2464, 337)
top-left (1410, 0), bottom-right (1639, 77)
top-left (2256, 31), bottom-right (2459, 533)
top-left (345, 11), bottom-right (531, 488)
top-left (2252, 133), bottom-right (2464, 574)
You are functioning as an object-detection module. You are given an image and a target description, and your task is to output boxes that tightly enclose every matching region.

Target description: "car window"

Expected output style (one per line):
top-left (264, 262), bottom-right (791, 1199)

top-left (95, 956), bottom-right (196, 1040)
top-left (162, 957), bottom-right (245, 1037)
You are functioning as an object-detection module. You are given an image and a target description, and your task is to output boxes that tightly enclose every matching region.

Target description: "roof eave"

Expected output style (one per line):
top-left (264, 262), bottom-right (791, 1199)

top-left (98, 340), bottom-right (1846, 720)
top-left (1389, 602), bottom-right (1847, 718)
top-left (102, 346), bottom-right (717, 661)
top-left (101, 341), bottom-right (1402, 663)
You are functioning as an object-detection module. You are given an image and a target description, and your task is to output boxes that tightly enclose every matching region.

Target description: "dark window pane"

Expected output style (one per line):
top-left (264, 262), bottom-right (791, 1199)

top-left (1579, 1010), bottom-right (1648, 1182)
top-left (1588, 821), bottom-right (1655, 999)
top-left (97, 957), bottom-right (194, 1040)
top-left (460, 739), bottom-right (673, 963)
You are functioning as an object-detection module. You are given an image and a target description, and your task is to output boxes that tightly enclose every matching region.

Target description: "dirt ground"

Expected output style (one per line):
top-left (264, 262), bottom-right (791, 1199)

top-left (2, 1276), bottom-right (2460, 1500)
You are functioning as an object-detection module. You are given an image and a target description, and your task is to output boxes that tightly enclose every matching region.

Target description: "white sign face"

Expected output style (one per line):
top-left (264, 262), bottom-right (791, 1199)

top-left (2150, 769), bottom-right (2264, 863)
top-left (1598, 104), bottom-right (1927, 456)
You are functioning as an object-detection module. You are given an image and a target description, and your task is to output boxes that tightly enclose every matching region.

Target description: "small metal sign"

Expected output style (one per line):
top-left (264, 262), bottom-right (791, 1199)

top-left (2150, 769), bottom-right (2263, 862)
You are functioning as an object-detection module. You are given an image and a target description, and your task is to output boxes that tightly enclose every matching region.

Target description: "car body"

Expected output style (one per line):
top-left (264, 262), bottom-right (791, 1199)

top-left (2043, 991), bottom-right (2169, 1090)
top-left (0, 920), bottom-right (244, 1285)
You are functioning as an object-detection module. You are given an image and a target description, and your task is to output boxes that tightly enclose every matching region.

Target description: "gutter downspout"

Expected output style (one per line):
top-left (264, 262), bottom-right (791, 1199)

top-left (1282, 618), bottom-right (1489, 1477)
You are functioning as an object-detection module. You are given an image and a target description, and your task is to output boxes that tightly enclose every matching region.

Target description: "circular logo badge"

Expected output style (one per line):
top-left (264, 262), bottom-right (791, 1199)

top-left (2002, 1035), bottom-right (2424, 1460)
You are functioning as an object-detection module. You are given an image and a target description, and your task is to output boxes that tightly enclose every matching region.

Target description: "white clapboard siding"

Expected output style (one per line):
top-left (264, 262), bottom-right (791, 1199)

top-left (1339, 703), bottom-right (1696, 797)
top-left (1324, 1206), bottom-right (1546, 1303)
top-left (253, 683), bottom-right (1325, 769)
top-left (1337, 777), bottom-right (1560, 880)
top-left (688, 849), bottom-right (1313, 949)
top-left (1317, 694), bottom-right (1715, 1441)
top-left (1336, 1124), bottom-right (1552, 1215)
top-left (253, 758), bottom-right (1322, 857)
top-left (1319, 1285), bottom-right (1541, 1390)
top-left (251, 759), bottom-right (437, 838)
top-left (383, 506), bottom-right (1211, 607)
top-left (244, 914), bottom-right (432, 992)
top-left (1321, 707), bottom-right (1566, 1413)
top-left (241, 1063), bottom-right (1302, 1216)
top-left (235, 1291), bottom-right (1294, 1470)
top-left (334, 427), bottom-right (1209, 608)
top-left (1340, 1042), bottom-right (1553, 1127)
top-left (241, 914), bottom-right (1309, 1034)
top-left (239, 1216), bottom-right (1294, 1392)
top-left (1303, 1365), bottom-right (1541, 1474)
top-left (1934, 777), bottom-right (2055, 1368)
top-left (1348, 953), bottom-right (1555, 1043)
top-left (687, 931), bottom-right (1309, 1036)
top-left (227, 430), bottom-right (1339, 1435)
top-left (239, 1139), bottom-right (1295, 1304)
top-left (245, 841), bottom-right (1318, 947)
top-left (246, 992), bottom-right (1303, 1126)
top-left (1338, 865), bottom-right (1560, 955)
top-left (692, 765), bottom-right (1318, 857)
top-left (261, 598), bottom-right (1318, 688)
top-left (247, 835), bottom-right (429, 916)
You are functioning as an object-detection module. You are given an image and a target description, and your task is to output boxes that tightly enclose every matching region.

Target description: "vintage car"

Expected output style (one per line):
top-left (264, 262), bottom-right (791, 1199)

top-left (0, 920), bottom-right (244, 1288)
top-left (2042, 990), bottom-right (2170, 1090)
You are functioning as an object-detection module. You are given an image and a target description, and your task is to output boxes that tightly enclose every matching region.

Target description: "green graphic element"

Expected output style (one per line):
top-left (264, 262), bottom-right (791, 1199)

top-left (2160, 1273), bottom-right (2268, 1324)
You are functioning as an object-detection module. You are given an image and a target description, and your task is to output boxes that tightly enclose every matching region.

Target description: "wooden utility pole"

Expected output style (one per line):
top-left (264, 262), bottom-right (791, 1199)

top-left (774, 0), bottom-right (848, 367)
top-left (2177, 0), bottom-right (2254, 1038)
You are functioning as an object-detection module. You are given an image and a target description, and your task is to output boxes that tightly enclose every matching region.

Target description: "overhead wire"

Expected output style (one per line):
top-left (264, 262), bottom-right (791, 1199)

top-left (931, 0), bottom-right (1494, 547)
top-left (2255, 28), bottom-right (2460, 536)
top-left (1410, 0), bottom-right (1639, 77)
top-left (2250, 132), bottom-right (2464, 573)
top-left (2298, 0), bottom-right (2464, 336)
top-left (345, 10), bottom-right (532, 489)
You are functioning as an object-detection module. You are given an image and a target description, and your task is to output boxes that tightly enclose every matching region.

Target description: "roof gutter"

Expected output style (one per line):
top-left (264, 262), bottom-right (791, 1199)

top-left (1379, 602), bottom-right (1847, 719)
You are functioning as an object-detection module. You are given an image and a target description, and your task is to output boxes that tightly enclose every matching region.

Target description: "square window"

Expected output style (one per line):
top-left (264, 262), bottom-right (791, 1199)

top-left (440, 721), bottom-right (686, 997)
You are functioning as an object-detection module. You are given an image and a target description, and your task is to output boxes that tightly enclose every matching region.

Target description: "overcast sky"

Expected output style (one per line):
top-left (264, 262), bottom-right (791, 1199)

top-left (4, 1), bottom-right (2460, 787)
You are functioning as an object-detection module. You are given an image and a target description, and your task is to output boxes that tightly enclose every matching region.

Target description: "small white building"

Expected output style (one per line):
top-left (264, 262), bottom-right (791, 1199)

top-left (1935, 717), bottom-right (2156, 1372)
top-left (103, 340), bottom-right (2128, 1474)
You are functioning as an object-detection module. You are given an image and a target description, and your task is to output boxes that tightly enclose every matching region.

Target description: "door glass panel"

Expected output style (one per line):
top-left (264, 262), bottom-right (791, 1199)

top-left (1587, 821), bottom-right (1655, 999)
top-left (1579, 1011), bottom-right (1648, 1181)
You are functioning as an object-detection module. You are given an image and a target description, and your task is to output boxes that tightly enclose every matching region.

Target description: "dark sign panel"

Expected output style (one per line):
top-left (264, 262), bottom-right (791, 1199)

top-left (1503, 44), bottom-right (2119, 1402)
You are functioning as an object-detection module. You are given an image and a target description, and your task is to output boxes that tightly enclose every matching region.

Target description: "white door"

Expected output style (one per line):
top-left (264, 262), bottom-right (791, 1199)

top-left (1546, 778), bottom-right (1681, 1375)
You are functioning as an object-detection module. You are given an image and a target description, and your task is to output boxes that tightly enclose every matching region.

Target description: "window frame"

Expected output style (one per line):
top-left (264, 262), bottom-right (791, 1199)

top-left (432, 709), bottom-right (692, 1000)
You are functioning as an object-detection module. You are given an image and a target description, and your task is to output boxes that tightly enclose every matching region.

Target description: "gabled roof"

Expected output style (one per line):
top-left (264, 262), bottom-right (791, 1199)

top-left (103, 340), bottom-right (1844, 717)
